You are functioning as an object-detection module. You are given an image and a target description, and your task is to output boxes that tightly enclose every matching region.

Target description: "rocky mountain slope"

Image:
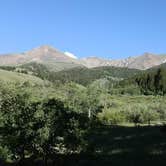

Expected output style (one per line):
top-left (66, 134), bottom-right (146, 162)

top-left (80, 53), bottom-right (166, 70)
top-left (0, 46), bottom-right (166, 70)
top-left (0, 45), bottom-right (81, 71)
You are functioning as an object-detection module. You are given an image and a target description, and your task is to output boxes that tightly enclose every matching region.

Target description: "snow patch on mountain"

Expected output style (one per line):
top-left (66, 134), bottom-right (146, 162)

top-left (163, 59), bottom-right (166, 63)
top-left (64, 52), bottom-right (78, 59)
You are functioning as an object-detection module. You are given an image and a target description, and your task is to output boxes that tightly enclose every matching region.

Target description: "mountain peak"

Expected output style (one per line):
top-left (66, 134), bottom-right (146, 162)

top-left (142, 52), bottom-right (156, 57)
top-left (30, 45), bottom-right (58, 53)
top-left (38, 45), bottom-right (55, 49)
top-left (0, 45), bottom-right (81, 69)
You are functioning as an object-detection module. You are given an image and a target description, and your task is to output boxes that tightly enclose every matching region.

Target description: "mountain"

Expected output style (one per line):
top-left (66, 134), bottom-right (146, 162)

top-left (80, 57), bottom-right (112, 68)
top-left (147, 62), bottom-right (166, 71)
top-left (80, 53), bottom-right (166, 70)
top-left (0, 46), bottom-right (166, 71)
top-left (0, 45), bottom-right (81, 71)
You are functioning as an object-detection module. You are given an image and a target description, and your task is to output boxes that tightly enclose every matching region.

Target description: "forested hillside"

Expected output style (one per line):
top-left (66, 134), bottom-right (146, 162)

top-left (0, 63), bottom-right (141, 85)
top-left (50, 66), bottom-right (140, 85)
top-left (116, 63), bottom-right (166, 95)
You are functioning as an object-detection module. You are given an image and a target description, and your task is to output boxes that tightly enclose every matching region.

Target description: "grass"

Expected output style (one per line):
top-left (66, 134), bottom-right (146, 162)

top-left (0, 69), bottom-right (56, 101)
top-left (103, 94), bottom-right (166, 111)
top-left (0, 69), bottom-right (46, 85)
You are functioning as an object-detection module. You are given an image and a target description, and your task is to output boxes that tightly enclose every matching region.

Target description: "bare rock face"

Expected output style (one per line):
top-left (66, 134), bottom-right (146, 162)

top-left (25, 45), bottom-right (78, 63)
top-left (0, 45), bottom-right (78, 65)
top-left (0, 45), bottom-right (82, 72)
top-left (79, 57), bottom-right (112, 68)
top-left (79, 53), bottom-right (166, 70)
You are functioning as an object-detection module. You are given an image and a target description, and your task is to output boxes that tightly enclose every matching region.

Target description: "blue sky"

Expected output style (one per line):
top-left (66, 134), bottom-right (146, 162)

top-left (0, 0), bottom-right (166, 59)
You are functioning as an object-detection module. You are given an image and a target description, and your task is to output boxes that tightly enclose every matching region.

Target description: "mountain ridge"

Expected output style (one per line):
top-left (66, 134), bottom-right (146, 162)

top-left (0, 45), bottom-right (81, 71)
top-left (0, 45), bottom-right (166, 70)
top-left (80, 53), bottom-right (166, 70)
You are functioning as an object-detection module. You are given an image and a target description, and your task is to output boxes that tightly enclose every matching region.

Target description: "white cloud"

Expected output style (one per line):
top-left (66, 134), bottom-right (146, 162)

top-left (64, 51), bottom-right (78, 59)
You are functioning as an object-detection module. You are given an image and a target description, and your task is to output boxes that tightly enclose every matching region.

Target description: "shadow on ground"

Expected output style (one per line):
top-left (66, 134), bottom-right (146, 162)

top-left (1, 125), bottom-right (166, 166)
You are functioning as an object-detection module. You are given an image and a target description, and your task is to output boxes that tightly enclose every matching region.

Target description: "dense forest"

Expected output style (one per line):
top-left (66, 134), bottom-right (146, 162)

top-left (118, 63), bottom-right (166, 95)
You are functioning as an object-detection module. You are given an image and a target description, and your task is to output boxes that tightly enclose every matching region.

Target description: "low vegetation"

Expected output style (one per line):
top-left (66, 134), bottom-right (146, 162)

top-left (0, 63), bottom-right (166, 166)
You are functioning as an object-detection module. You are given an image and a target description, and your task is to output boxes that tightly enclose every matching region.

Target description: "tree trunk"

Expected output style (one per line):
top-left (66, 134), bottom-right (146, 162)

top-left (148, 120), bottom-right (151, 126)
top-left (44, 154), bottom-right (48, 166)
top-left (19, 147), bottom-right (25, 166)
top-left (20, 147), bottom-right (25, 161)
top-left (88, 108), bottom-right (91, 118)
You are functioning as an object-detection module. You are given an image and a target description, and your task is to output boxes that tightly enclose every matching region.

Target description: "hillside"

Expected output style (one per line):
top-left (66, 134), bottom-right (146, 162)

top-left (0, 69), bottom-right (45, 83)
top-left (116, 63), bottom-right (166, 95)
top-left (50, 66), bottom-right (141, 85)
top-left (0, 62), bottom-right (141, 86)
top-left (147, 62), bottom-right (166, 71)
top-left (0, 69), bottom-right (57, 102)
